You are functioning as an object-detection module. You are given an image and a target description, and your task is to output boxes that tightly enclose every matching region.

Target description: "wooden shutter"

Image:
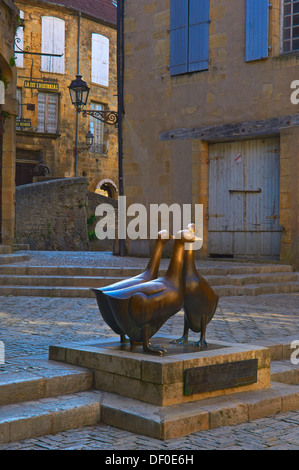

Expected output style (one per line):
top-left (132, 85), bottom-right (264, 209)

top-left (91, 34), bottom-right (109, 86)
top-left (170, 0), bottom-right (188, 76)
top-left (188, 0), bottom-right (210, 72)
top-left (15, 10), bottom-right (24, 68)
top-left (246, 0), bottom-right (269, 62)
top-left (41, 17), bottom-right (65, 73)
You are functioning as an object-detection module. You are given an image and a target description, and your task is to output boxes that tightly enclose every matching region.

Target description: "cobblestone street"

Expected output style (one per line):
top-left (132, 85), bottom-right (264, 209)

top-left (0, 279), bottom-right (298, 449)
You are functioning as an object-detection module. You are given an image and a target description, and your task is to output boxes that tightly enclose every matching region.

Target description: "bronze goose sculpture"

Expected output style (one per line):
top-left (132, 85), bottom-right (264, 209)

top-left (104, 229), bottom-right (197, 356)
top-left (91, 230), bottom-right (172, 344)
top-left (172, 224), bottom-right (218, 348)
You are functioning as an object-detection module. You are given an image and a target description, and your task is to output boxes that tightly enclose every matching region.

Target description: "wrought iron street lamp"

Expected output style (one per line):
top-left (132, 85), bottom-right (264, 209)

top-left (68, 75), bottom-right (90, 111)
top-left (74, 131), bottom-right (94, 156)
top-left (68, 75), bottom-right (118, 128)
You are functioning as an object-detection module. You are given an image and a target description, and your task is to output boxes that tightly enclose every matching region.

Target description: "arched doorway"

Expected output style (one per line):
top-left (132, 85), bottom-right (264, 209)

top-left (95, 179), bottom-right (118, 198)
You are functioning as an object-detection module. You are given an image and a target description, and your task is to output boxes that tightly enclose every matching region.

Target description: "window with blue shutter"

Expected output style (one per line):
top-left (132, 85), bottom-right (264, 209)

top-left (170, 0), bottom-right (210, 76)
top-left (246, 0), bottom-right (269, 62)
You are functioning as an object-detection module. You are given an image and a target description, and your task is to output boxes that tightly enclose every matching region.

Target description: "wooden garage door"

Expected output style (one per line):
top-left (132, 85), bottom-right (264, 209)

top-left (208, 138), bottom-right (282, 259)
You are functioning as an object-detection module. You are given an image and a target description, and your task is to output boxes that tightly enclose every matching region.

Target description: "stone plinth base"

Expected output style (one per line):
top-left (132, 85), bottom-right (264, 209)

top-left (49, 336), bottom-right (270, 407)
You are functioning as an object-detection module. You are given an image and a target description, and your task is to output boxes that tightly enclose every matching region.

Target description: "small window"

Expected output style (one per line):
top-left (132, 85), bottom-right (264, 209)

top-left (41, 17), bottom-right (65, 73)
top-left (15, 10), bottom-right (24, 67)
top-left (37, 93), bottom-right (59, 133)
top-left (282, 0), bottom-right (299, 52)
top-left (89, 102), bottom-right (105, 153)
top-left (91, 33), bottom-right (109, 86)
top-left (170, 0), bottom-right (210, 76)
top-left (16, 87), bottom-right (22, 119)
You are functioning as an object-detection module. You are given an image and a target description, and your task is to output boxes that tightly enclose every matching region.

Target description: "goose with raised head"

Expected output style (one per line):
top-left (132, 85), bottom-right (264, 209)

top-left (91, 230), bottom-right (172, 344)
top-left (104, 229), bottom-right (197, 356)
top-left (171, 224), bottom-right (218, 348)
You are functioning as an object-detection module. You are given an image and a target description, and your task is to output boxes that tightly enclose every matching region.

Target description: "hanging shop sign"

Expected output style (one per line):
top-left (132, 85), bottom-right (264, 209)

top-left (24, 78), bottom-right (59, 92)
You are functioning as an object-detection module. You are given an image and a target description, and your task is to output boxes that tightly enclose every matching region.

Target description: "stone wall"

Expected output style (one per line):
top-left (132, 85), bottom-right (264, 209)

top-left (0, 0), bottom-right (18, 248)
top-left (15, 178), bottom-right (90, 251)
top-left (122, 0), bottom-right (299, 266)
top-left (87, 190), bottom-right (118, 253)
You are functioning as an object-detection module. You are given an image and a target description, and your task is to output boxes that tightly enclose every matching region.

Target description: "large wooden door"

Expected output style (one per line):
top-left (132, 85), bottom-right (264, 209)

top-left (208, 138), bottom-right (282, 259)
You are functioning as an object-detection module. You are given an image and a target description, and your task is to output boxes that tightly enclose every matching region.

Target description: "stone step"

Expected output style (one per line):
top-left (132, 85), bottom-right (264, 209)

top-left (0, 263), bottom-right (294, 277)
top-left (0, 246), bottom-right (11, 255)
top-left (213, 281), bottom-right (299, 297)
top-left (271, 360), bottom-right (299, 385)
top-left (0, 254), bottom-right (30, 265)
top-left (0, 357), bottom-right (94, 406)
top-left (0, 390), bottom-right (101, 445)
top-left (0, 271), bottom-right (297, 289)
top-left (0, 274), bottom-right (126, 288)
top-left (1, 280), bottom-right (299, 298)
top-left (13, 244), bottom-right (30, 251)
top-left (0, 265), bottom-right (143, 277)
top-left (206, 272), bottom-right (299, 286)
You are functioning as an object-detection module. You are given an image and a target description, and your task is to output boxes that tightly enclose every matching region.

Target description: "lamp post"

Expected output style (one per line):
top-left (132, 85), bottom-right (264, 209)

top-left (73, 131), bottom-right (94, 159)
top-left (68, 75), bottom-right (90, 176)
top-left (68, 74), bottom-right (118, 176)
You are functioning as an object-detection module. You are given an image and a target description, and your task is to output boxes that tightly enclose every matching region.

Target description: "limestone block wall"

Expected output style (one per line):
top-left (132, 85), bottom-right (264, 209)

top-left (87, 190), bottom-right (118, 252)
top-left (122, 0), bottom-right (299, 265)
top-left (15, 177), bottom-right (90, 250)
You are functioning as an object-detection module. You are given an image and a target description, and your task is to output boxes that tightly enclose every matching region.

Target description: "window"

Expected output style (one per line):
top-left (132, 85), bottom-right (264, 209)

top-left (282, 0), bottom-right (299, 52)
top-left (89, 103), bottom-right (105, 153)
top-left (245, 0), bottom-right (269, 62)
top-left (91, 33), bottom-right (109, 86)
top-left (170, 0), bottom-right (210, 76)
top-left (16, 88), bottom-right (22, 119)
top-left (37, 93), bottom-right (59, 133)
top-left (41, 17), bottom-right (65, 74)
top-left (15, 10), bottom-right (24, 68)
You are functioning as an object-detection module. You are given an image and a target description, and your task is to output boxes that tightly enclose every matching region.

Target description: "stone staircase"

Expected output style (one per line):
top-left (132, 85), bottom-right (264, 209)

top-left (0, 262), bottom-right (298, 297)
top-left (0, 338), bottom-right (298, 444)
top-left (0, 357), bottom-right (101, 444)
top-left (0, 245), bottom-right (30, 266)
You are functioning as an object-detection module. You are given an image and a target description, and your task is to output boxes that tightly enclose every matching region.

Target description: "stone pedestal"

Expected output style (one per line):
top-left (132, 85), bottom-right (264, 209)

top-left (50, 334), bottom-right (270, 406)
top-left (48, 336), bottom-right (299, 440)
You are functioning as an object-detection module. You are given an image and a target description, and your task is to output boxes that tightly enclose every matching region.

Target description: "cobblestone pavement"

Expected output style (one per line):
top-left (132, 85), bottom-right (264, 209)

top-left (0, 251), bottom-right (298, 450)
top-left (1, 410), bottom-right (299, 450)
top-left (14, 249), bottom-right (280, 269)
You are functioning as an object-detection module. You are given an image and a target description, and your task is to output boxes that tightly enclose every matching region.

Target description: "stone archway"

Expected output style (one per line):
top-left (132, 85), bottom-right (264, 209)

top-left (95, 178), bottom-right (118, 198)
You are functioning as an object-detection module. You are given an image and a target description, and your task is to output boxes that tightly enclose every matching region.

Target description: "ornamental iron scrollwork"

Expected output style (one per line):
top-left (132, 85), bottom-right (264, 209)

top-left (81, 109), bottom-right (118, 128)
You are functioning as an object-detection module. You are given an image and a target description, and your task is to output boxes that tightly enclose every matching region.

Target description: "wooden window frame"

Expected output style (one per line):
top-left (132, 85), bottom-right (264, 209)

top-left (281, 0), bottom-right (299, 53)
top-left (37, 92), bottom-right (59, 134)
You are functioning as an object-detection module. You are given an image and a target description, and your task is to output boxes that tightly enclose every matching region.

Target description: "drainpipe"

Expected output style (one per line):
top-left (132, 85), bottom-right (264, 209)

top-left (74, 11), bottom-right (81, 177)
top-left (117, 0), bottom-right (125, 255)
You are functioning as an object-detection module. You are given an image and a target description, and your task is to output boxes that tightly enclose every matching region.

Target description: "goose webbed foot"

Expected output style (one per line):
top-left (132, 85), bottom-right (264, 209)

top-left (193, 338), bottom-right (208, 349)
top-left (143, 343), bottom-right (167, 356)
top-left (171, 335), bottom-right (188, 345)
top-left (120, 335), bottom-right (130, 344)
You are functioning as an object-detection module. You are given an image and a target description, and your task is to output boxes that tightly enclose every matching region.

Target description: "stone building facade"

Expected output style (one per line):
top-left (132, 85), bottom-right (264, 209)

top-left (122, 0), bottom-right (299, 268)
top-left (0, 0), bottom-right (18, 248)
top-left (14, 0), bottom-right (118, 197)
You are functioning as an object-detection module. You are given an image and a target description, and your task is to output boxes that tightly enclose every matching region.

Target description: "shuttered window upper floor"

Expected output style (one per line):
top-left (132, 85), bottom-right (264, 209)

top-left (91, 33), bottom-right (110, 87)
top-left (41, 16), bottom-right (65, 74)
top-left (169, 0), bottom-right (299, 77)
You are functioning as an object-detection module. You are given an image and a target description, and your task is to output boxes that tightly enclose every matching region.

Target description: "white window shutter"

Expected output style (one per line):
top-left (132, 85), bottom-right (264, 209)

top-left (91, 33), bottom-right (109, 86)
top-left (41, 17), bottom-right (65, 73)
top-left (15, 10), bottom-right (24, 68)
